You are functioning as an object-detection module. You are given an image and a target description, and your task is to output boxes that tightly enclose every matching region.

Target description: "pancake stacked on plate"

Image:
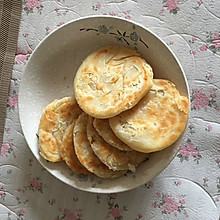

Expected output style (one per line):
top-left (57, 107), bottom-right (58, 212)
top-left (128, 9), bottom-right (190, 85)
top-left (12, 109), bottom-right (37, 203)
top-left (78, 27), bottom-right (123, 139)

top-left (38, 45), bottom-right (189, 179)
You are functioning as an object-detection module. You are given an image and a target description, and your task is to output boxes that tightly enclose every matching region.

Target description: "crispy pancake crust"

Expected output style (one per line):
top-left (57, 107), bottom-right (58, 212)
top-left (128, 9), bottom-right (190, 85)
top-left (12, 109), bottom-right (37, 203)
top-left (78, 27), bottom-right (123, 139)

top-left (74, 113), bottom-right (125, 179)
top-left (61, 122), bottom-right (90, 174)
top-left (109, 79), bottom-right (189, 153)
top-left (87, 117), bottom-right (149, 172)
top-left (93, 118), bottom-right (132, 151)
top-left (38, 97), bottom-right (82, 162)
top-left (74, 45), bottom-right (153, 118)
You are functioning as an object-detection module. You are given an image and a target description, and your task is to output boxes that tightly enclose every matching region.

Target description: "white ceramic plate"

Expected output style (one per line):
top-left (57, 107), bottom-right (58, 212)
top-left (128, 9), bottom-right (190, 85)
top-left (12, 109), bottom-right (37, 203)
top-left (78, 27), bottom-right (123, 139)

top-left (18, 16), bottom-right (189, 193)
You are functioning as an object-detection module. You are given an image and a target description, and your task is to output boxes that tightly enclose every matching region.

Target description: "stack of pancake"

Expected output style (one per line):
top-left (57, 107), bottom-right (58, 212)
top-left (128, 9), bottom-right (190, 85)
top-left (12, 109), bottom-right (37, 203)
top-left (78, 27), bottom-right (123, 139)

top-left (38, 45), bottom-right (189, 179)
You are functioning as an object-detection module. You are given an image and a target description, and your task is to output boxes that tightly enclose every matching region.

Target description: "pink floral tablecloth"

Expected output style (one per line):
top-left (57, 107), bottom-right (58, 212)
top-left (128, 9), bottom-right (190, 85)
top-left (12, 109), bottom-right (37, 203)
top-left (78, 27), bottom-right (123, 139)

top-left (1, 0), bottom-right (220, 219)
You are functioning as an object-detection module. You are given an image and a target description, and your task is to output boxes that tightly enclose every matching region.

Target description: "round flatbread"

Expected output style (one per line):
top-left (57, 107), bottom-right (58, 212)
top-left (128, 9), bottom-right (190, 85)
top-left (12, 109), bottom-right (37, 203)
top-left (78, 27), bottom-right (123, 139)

top-left (38, 97), bottom-right (82, 162)
top-left (74, 113), bottom-right (125, 179)
top-left (87, 117), bottom-right (149, 172)
top-left (93, 118), bottom-right (132, 151)
top-left (61, 122), bottom-right (90, 174)
top-left (74, 45), bottom-right (153, 118)
top-left (109, 79), bottom-right (189, 153)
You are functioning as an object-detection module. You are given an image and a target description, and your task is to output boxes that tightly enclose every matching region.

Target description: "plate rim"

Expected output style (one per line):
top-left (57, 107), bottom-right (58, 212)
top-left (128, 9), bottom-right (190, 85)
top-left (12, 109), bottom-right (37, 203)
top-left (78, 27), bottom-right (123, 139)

top-left (18, 15), bottom-right (190, 193)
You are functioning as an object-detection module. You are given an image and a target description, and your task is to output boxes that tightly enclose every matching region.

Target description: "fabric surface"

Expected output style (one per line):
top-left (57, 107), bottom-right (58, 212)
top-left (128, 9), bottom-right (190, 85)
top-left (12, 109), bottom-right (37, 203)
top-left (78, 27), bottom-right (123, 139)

top-left (0, 0), bottom-right (22, 146)
top-left (0, 1), bottom-right (220, 219)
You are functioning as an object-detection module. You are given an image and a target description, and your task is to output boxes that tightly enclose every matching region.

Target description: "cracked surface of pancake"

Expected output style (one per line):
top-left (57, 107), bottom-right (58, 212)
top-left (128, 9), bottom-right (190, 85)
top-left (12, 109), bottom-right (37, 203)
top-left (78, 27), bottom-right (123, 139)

top-left (74, 45), bottom-right (153, 118)
top-left (93, 118), bottom-right (132, 151)
top-left (73, 113), bottom-right (125, 179)
top-left (61, 122), bottom-right (90, 174)
top-left (87, 117), bottom-right (149, 172)
top-left (109, 79), bottom-right (189, 153)
top-left (38, 97), bottom-right (82, 162)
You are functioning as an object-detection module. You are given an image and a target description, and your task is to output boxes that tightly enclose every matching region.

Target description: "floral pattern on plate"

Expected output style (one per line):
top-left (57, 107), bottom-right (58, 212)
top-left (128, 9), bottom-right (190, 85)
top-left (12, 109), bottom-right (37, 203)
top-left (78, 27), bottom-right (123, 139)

top-left (80, 24), bottom-right (149, 49)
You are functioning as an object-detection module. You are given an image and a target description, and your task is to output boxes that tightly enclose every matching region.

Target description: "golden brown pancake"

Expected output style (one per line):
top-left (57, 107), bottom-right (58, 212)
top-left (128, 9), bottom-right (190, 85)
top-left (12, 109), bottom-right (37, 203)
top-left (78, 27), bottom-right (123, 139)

top-left (74, 45), bottom-right (153, 118)
top-left (109, 79), bottom-right (189, 153)
top-left (87, 117), bottom-right (149, 172)
top-left (73, 113), bottom-right (125, 178)
top-left (38, 97), bottom-right (82, 162)
top-left (61, 122), bottom-right (90, 174)
top-left (93, 118), bottom-right (132, 151)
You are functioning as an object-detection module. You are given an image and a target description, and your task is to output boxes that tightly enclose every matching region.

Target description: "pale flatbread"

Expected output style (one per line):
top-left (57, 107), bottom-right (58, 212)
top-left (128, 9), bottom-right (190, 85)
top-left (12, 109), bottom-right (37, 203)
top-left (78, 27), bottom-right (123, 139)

top-left (61, 122), bottom-right (90, 174)
top-left (109, 79), bottom-right (189, 153)
top-left (93, 118), bottom-right (132, 151)
top-left (74, 45), bottom-right (153, 118)
top-left (38, 97), bottom-right (82, 162)
top-left (87, 117), bottom-right (149, 172)
top-left (73, 113), bottom-right (125, 179)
